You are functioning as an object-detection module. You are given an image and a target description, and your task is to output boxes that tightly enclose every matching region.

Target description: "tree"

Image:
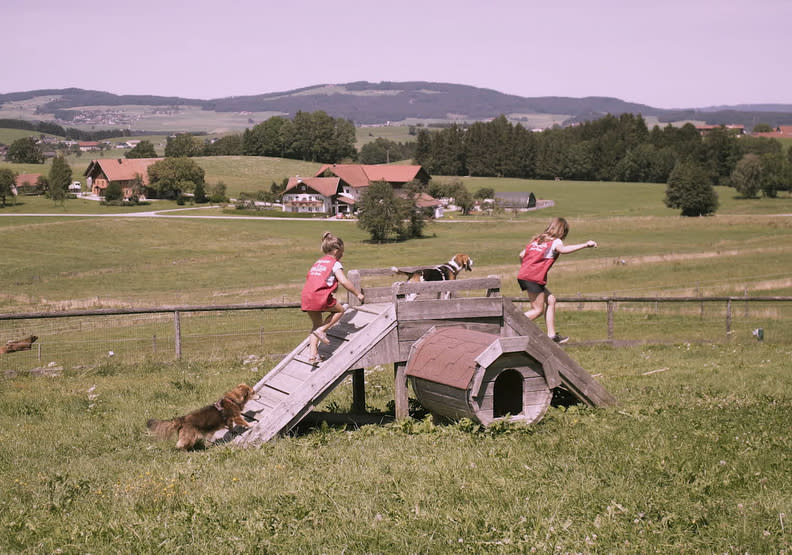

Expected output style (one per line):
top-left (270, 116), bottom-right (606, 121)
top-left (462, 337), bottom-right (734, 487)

top-left (193, 181), bottom-right (208, 203)
top-left (147, 157), bottom-right (206, 199)
top-left (664, 161), bottom-right (718, 216)
top-left (7, 136), bottom-right (44, 163)
top-left (48, 156), bottom-right (72, 204)
top-left (759, 152), bottom-right (790, 197)
top-left (0, 168), bottom-right (17, 207)
top-left (203, 134), bottom-right (242, 156)
top-left (209, 182), bottom-right (228, 203)
top-left (164, 134), bottom-right (203, 157)
top-left (445, 180), bottom-right (474, 215)
top-left (357, 181), bottom-right (410, 242)
top-left (104, 181), bottom-right (123, 201)
top-left (126, 140), bottom-right (157, 159)
top-left (473, 187), bottom-right (494, 200)
top-left (752, 123), bottom-right (774, 133)
top-left (730, 154), bottom-right (762, 198)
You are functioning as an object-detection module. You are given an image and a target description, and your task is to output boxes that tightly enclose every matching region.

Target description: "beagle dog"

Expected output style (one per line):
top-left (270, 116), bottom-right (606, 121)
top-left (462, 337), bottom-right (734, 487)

top-left (391, 253), bottom-right (474, 282)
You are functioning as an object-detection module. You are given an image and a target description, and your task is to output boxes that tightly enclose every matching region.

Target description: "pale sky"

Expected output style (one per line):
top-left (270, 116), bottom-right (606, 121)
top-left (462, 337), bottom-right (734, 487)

top-left (3, 0), bottom-right (790, 109)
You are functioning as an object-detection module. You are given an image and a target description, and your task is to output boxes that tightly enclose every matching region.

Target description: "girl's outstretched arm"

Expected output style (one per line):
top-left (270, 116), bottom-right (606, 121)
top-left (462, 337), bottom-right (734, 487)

top-left (557, 240), bottom-right (597, 254)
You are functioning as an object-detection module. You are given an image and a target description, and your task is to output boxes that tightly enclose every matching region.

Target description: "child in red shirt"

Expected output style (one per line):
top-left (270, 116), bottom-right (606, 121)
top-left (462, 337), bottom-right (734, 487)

top-left (518, 217), bottom-right (597, 343)
top-left (301, 232), bottom-right (365, 364)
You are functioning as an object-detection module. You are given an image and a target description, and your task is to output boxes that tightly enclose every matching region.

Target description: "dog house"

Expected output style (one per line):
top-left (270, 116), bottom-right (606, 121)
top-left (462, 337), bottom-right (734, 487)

top-left (405, 327), bottom-right (552, 426)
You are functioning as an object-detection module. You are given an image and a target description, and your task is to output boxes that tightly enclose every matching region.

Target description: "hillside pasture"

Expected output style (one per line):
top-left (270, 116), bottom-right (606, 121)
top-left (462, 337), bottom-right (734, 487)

top-left (0, 176), bottom-right (790, 552)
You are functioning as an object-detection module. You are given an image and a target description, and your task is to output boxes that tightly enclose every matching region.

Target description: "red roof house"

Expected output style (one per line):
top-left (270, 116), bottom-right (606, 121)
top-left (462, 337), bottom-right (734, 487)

top-left (84, 158), bottom-right (162, 199)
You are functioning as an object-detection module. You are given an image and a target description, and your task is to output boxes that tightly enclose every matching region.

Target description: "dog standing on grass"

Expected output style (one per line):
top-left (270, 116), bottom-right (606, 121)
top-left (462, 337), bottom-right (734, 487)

top-left (146, 383), bottom-right (259, 450)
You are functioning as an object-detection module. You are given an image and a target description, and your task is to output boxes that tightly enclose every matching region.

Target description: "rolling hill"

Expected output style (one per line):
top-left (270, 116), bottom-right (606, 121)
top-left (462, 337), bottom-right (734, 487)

top-left (2, 81), bottom-right (792, 131)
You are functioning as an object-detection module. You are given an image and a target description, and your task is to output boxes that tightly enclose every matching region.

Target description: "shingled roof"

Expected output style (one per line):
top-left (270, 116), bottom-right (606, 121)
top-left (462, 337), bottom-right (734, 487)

top-left (84, 158), bottom-right (163, 185)
top-left (314, 164), bottom-right (430, 189)
top-left (284, 176), bottom-right (341, 197)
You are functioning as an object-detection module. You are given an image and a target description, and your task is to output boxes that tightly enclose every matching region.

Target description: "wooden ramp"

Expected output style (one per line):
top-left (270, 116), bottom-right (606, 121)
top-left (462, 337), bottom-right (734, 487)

top-left (216, 302), bottom-right (396, 446)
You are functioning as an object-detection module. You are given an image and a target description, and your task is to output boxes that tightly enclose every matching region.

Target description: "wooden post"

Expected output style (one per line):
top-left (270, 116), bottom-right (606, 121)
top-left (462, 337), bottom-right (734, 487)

top-left (394, 362), bottom-right (408, 420)
top-left (348, 270), bottom-right (361, 307)
top-left (607, 300), bottom-right (615, 341)
top-left (152, 335), bottom-right (157, 354)
top-left (37, 342), bottom-right (41, 362)
top-left (351, 368), bottom-right (366, 414)
top-left (174, 311), bottom-right (182, 359)
top-left (725, 299), bottom-right (732, 339)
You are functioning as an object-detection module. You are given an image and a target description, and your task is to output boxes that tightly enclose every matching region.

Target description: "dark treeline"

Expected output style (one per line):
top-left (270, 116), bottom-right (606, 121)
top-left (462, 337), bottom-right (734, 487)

top-left (0, 118), bottom-right (133, 141)
top-left (414, 114), bottom-right (789, 186)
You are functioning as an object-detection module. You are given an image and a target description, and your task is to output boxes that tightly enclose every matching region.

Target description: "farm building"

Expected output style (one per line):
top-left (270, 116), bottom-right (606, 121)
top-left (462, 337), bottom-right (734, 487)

top-left (84, 158), bottom-right (162, 199)
top-left (14, 173), bottom-right (43, 194)
top-left (300, 163), bottom-right (440, 217)
top-left (282, 176), bottom-right (349, 215)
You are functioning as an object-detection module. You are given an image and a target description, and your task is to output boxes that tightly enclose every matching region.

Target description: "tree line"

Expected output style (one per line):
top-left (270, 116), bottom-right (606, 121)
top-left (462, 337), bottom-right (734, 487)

top-left (414, 114), bottom-right (790, 192)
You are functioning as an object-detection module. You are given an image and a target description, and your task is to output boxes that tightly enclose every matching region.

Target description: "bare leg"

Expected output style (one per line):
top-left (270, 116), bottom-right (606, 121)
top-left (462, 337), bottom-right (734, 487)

top-left (307, 311), bottom-right (324, 359)
top-left (545, 293), bottom-right (557, 337)
top-left (524, 291), bottom-right (546, 321)
top-left (316, 304), bottom-right (345, 334)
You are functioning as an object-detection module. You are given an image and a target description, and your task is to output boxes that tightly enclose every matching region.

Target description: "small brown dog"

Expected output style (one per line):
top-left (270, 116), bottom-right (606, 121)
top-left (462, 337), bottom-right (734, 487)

top-left (147, 383), bottom-right (259, 449)
top-left (0, 335), bottom-right (38, 354)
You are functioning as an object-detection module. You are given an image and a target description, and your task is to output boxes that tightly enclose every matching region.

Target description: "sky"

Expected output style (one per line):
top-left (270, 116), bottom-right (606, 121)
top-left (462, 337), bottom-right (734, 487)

top-left (3, 0), bottom-right (790, 109)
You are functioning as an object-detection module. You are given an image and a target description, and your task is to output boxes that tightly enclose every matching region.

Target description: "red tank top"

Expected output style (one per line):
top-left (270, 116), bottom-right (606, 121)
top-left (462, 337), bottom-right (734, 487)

top-left (301, 255), bottom-right (340, 311)
top-left (517, 240), bottom-right (558, 285)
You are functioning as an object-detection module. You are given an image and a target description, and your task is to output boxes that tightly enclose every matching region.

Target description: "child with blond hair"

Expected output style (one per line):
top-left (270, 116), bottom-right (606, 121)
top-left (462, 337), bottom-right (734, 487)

top-left (518, 217), bottom-right (597, 343)
top-left (301, 232), bottom-right (365, 364)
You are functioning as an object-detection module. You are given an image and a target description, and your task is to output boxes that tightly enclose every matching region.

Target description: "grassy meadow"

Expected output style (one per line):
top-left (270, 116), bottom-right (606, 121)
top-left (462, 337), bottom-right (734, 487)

top-left (1, 160), bottom-right (791, 552)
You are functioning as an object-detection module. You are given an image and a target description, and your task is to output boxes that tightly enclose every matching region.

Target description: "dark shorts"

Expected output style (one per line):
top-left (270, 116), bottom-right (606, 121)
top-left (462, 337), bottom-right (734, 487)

top-left (517, 279), bottom-right (550, 295)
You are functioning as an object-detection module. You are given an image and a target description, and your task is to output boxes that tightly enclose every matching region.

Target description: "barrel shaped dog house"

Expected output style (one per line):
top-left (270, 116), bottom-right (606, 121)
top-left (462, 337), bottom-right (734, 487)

top-left (405, 327), bottom-right (552, 426)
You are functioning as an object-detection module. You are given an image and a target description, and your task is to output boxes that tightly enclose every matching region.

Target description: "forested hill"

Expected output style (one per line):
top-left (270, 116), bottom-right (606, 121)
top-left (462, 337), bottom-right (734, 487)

top-left (3, 82), bottom-right (792, 126)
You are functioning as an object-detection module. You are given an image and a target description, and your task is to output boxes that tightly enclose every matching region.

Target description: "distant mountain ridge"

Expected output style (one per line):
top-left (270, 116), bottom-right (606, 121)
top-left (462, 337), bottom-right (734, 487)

top-left (3, 82), bottom-right (792, 127)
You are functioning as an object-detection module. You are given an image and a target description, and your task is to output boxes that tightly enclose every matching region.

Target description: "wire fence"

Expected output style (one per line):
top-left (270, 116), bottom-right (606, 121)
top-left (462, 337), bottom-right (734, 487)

top-left (1, 296), bottom-right (790, 374)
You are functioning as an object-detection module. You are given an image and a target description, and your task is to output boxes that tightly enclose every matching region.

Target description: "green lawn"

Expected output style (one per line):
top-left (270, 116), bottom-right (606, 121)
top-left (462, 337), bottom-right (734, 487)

top-left (1, 168), bottom-right (791, 552)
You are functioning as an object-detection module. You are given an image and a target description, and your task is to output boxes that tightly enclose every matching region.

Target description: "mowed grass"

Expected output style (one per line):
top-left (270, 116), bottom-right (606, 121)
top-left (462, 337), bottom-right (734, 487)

top-left (1, 173), bottom-right (791, 552)
top-left (0, 344), bottom-right (789, 553)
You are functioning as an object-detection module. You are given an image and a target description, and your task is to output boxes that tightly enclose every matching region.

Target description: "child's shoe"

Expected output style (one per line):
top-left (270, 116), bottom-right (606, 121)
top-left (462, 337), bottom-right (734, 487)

top-left (550, 333), bottom-right (569, 344)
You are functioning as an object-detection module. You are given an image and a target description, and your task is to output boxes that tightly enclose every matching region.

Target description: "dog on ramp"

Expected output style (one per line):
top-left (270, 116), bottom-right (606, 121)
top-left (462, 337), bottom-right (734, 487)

top-left (391, 253), bottom-right (473, 283)
top-left (147, 383), bottom-right (259, 450)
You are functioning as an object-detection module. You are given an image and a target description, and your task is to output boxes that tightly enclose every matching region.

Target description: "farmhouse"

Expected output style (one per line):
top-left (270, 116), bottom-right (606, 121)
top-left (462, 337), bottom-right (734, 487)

top-left (15, 173), bottom-right (42, 193)
top-left (282, 176), bottom-right (348, 215)
top-left (752, 125), bottom-right (792, 138)
top-left (84, 158), bottom-right (162, 199)
top-left (296, 163), bottom-right (439, 217)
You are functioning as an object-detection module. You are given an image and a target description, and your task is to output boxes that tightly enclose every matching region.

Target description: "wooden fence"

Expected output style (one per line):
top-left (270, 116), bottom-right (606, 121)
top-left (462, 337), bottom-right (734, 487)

top-left (1, 295), bottom-right (790, 369)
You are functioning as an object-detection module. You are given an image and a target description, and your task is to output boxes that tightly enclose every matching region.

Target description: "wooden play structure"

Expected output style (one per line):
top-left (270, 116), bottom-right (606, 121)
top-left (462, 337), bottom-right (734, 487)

top-left (216, 269), bottom-right (615, 447)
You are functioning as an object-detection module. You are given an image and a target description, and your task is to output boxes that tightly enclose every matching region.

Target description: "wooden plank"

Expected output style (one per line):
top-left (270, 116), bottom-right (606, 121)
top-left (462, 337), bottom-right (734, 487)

top-left (397, 319), bottom-right (502, 342)
top-left (394, 277), bottom-right (501, 297)
top-left (266, 371), bottom-right (307, 394)
top-left (397, 297), bottom-right (503, 321)
top-left (355, 327), bottom-right (400, 367)
top-left (236, 304), bottom-right (397, 445)
top-left (502, 298), bottom-right (616, 407)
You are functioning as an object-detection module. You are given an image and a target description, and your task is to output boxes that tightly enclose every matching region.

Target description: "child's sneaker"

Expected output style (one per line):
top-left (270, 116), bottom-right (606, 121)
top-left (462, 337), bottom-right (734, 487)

top-left (550, 333), bottom-right (569, 344)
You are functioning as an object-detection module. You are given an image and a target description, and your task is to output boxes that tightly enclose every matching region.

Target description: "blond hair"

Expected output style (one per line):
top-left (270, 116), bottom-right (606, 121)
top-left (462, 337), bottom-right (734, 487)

top-left (321, 231), bottom-right (344, 254)
top-left (531, 217), bottom-right (569, 244)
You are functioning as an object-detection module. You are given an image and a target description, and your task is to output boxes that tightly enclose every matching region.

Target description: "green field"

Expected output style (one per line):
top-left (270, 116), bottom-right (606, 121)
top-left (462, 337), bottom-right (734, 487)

top-left (1, 164), bottom-right (791, 552)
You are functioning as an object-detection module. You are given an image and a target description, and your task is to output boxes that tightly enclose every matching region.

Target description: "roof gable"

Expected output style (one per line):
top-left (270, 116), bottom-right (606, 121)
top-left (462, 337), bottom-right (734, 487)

top-left (85, 158), bottom-right (163, 185)
top-left (284, 176), bottom-right (341, 197)
top-left (315, 164), bottom-right (429, 188)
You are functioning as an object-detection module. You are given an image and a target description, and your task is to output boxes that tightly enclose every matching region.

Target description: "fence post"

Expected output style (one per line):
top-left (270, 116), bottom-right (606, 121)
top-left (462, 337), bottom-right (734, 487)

top-left (725, 299), bottom-right (732, 339)
top-left (174, 311), bottom-right (182, 359)
top-left (152, 335), bottom-right (157, 354)
top-left (607, 300), bottom-right (615, 341)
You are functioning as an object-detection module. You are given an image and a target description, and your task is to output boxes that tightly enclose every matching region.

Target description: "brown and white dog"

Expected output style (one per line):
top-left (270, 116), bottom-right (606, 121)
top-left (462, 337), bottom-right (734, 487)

top-left (391, 253), bottom-right (474, 283)
top-left (0, 335), bottom-right (38, 355)
top-left (147, 383), bottom-right (259, 450)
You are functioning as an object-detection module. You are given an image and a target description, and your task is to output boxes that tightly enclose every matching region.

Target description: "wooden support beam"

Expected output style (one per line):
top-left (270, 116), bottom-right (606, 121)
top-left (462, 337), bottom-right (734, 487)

top-left (394, 362), bottom-right (409, 420)
top-left (351, 368), bottom-right (366, 413)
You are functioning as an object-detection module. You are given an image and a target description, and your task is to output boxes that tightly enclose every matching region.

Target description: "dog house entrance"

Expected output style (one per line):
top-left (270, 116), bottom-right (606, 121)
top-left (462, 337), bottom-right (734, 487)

top-left (493, 369), bottom-right (523, 418)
